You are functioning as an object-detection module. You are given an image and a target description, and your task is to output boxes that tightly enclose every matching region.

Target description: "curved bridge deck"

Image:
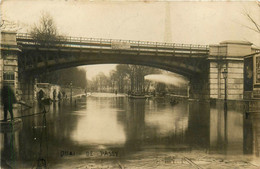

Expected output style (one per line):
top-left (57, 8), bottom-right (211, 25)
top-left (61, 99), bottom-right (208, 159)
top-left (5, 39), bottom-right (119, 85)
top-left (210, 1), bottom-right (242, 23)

top-left (17, 33), bottom-right (209, 58)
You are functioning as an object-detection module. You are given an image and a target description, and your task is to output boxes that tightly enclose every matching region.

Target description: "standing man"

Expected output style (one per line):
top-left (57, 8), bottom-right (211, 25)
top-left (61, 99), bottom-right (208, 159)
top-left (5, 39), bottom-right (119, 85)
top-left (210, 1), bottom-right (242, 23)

top-left (53, 89), bottom-right (56, 101)
top-left (38, 89), bottom-right (44, 102)
top-left (58, 92), bottom-right (62, 101)
top-left (62, 91), bottom-right (66, 99)
top-left (1, 85), bottom-right (16, 121)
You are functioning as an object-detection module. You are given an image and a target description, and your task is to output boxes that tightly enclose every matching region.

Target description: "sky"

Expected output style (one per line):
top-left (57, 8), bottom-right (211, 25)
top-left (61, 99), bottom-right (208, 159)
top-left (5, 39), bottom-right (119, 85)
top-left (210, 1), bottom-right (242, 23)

top-left (1, 0), bottom-right (260, 79)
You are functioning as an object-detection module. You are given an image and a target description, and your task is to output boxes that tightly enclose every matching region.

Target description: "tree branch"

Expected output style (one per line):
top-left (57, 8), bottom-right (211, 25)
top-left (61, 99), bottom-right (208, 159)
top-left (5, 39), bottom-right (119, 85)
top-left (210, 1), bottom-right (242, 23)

top-left (245, 12), bottom-right (260, 33)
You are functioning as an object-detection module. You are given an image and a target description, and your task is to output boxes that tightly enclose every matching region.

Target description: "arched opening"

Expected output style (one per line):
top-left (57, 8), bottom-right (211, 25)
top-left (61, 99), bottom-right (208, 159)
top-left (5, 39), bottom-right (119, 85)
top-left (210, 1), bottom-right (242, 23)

top-left (33, 64), bottom-right (190, 98)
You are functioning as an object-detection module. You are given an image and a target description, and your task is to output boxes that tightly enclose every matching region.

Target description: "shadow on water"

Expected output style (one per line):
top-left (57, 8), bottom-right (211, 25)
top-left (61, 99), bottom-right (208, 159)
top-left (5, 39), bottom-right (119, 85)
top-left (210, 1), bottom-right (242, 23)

top-left (209, 100), bottom-right (260, 157)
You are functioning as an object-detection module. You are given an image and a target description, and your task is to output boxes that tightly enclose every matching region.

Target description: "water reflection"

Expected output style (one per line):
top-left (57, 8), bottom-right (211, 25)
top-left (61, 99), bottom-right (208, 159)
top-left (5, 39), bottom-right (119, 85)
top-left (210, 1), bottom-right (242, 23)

top-left (0, 93), bottom-right (260, 168)
top-left (251, 113), bottom-right (260, 157)
top-left (145, 102), bottom-right (188, 137)
top-left (244, 111), bottom-right (253, 154)
top-left (187, 102), bottom-right (210, 148)
top-left (210, 102), bottom-right (244, 155)
top-left (72, 97), bottom-right (126, 145)
top-left (124, 99), bottom-right (145, 150)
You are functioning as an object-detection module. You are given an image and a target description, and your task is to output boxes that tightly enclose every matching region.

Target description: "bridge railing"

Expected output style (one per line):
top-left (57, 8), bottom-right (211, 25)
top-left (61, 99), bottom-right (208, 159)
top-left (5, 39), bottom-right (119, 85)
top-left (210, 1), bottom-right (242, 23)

top-left (16, 33), bottom-right (209, 54)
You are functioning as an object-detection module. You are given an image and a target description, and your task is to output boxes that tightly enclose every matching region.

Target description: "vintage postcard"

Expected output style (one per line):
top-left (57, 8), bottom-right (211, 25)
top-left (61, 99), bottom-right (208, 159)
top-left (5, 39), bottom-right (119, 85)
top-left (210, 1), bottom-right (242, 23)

top-left (0, 0), bottom-right (260, 168)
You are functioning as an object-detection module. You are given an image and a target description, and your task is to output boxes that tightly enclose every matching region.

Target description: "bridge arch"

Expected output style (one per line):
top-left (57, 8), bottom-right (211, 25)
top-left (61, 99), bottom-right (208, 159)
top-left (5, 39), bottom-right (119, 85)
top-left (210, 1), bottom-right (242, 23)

top-left (21, 54), bottom-right (204, 78)
top-left (15, 34), bottom-right (210, 101)
top-left (17, 34), bottom-right (209, 78)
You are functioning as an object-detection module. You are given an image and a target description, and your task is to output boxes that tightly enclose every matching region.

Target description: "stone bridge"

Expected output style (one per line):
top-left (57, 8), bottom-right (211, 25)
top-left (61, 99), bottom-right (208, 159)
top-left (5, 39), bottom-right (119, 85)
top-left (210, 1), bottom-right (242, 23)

top-left (0, 31), bottom-right (259, 102)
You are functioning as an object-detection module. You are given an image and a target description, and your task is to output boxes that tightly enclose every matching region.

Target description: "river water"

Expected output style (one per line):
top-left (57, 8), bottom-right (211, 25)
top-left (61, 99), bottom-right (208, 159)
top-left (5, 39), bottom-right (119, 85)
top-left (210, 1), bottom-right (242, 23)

top-left (1, 93), bottom-right (260, 168)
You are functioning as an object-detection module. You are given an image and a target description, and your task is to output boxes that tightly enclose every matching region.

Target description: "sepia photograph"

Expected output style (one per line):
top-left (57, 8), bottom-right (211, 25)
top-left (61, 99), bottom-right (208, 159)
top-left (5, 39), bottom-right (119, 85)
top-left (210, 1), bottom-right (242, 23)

top-left (0, 0), bottom-right (260, 168)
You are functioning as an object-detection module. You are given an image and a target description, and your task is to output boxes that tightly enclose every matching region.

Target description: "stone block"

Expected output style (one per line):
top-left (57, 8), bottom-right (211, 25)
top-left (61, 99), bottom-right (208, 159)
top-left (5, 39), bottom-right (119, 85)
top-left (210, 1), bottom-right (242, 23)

top-left (227, 68), bottom-right (243, 74)
top-left (210, 83), bottom-right (220, 89)
top-left (209, 45), bottom-right (227, 56)
top-left (210, 68), bottom-right (219, 73)
top-left (227, 73), bottom-right (243, 79)
top-left (4, 60), bottom-right (18, 66)
top-left (228, 94), bottom-right (243, 100)
top-left (210, 89), bottom-right (219, 95)
top-left (3, 66), bottom-right (17, 71)
top-left (0, 60), bottom-right (3, 69)
top-left (227, 89), bottom-right (243, 95)
top-left (209, 73), bottom-right (218, 79)
top-left (227, 78), bottom-right (243, 84)
top-left (228, 84), bottom-right (243, 89)
top-left (1, 32), bottom-right (17, 45)
top-left (226, 43), bottom-right (252, 57)
top-left (234, 78), bottom-right (244, 84)
top-left (4, 54), bottom-right (18, 60)
top-left (220, 89), bottom-right (225, 94)
top-left (228, 62), bottom-right (243, 68)
top-left (210, 79), bottom-right (218, 84)
top-left (220, 84), bottom-right (225, 89)
top-left (219, 79), bottom-right (225, 83)
top-left (210, 94), bottom-right (218, 99)
top-left (210, 62), bottom-right (218, 68)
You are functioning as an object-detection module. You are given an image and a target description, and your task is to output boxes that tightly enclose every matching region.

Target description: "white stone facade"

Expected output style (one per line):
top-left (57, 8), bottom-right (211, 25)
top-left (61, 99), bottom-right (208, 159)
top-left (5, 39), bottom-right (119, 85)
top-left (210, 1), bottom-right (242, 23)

top-left (209, 41), bottom-right (254, 100)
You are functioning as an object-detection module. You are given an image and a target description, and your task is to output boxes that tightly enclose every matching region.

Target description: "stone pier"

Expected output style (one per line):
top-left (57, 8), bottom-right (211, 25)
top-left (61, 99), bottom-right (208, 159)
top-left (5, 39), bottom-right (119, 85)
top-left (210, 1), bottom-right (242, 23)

top-left (208, 41), bottom-right (255, 100)
top-left (0, 31), bottom-right (20, 100)
top-left (0, 31), bottom-right (34, 104)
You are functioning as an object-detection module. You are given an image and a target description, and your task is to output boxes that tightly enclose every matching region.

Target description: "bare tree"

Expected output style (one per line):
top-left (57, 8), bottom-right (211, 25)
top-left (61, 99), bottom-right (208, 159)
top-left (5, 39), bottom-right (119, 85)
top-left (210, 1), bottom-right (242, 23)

top-left (30, 12), bottom-right (61, 45)
top-left (0, 20), bottom-right (4, 27)
top-left (243, 1), bottom-right (260, 34)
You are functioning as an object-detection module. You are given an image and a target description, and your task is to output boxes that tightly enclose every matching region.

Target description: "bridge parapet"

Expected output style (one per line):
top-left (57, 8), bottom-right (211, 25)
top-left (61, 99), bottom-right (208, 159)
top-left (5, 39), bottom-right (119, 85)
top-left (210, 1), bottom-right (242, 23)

top-left (16, 33), bottom-right (209, 55)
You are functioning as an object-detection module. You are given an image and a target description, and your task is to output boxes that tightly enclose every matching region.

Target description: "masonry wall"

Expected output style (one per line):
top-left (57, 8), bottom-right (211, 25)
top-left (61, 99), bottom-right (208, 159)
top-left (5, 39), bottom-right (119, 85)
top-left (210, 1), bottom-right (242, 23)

top-left (209, 41), bottom-right (253, 101)
top-left (209, 61), bottom-right (244, 100)
top-left (3, 53), bottom-right (19, 92)
top-left (227, 61), bottom-right (244, 100)
top-left (0, 32), bottom-right (20, 100)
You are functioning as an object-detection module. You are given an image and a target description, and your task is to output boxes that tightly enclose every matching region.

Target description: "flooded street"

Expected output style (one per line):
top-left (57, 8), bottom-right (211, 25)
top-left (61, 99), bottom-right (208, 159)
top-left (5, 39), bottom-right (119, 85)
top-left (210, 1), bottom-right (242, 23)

top-left (1, 93), bottom-right (260, 168)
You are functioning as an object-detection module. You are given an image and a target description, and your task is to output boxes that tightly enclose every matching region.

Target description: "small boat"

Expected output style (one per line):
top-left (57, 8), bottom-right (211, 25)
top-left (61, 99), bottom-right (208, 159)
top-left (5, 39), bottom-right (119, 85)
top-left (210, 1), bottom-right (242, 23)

top-left (129, 94), bottom-right (146, 99)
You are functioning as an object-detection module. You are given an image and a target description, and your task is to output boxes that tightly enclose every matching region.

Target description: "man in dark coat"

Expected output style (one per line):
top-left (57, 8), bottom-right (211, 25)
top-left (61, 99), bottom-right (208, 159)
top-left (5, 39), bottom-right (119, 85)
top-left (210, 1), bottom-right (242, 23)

top-left (53, 89), bottom-right (56, 101)
top-left (38, 89), bottom-right (44, 102)
top-left (1, 85), bottom-right (16, 121)
top-left (58, 92), bottom-right (62, 101)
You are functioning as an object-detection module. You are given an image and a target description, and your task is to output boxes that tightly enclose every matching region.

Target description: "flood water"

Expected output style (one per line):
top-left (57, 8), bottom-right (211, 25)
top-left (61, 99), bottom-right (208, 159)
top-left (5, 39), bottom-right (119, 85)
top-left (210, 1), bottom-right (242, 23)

top-left (1, 93), bottom-right (260, 168)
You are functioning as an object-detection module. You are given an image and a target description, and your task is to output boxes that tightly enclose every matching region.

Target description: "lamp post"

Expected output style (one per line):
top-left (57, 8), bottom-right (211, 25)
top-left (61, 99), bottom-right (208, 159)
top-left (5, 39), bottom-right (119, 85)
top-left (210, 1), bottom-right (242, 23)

top-left (222, 69), bottom-right (228, 102)
top-left (222, 68), bottom-right (228, 152)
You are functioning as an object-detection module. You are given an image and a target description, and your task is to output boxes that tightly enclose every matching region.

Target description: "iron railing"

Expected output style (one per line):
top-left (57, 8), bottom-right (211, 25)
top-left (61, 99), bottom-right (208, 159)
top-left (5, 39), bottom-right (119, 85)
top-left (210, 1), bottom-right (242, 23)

top-left (16, 33), bottom-right (209, 55)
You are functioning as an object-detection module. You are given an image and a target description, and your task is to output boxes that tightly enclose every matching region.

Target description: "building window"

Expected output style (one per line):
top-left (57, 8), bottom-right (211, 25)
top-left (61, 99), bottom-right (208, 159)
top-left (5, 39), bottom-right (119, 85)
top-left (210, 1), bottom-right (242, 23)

top-left (3, 72), bottom-right (15, 80)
